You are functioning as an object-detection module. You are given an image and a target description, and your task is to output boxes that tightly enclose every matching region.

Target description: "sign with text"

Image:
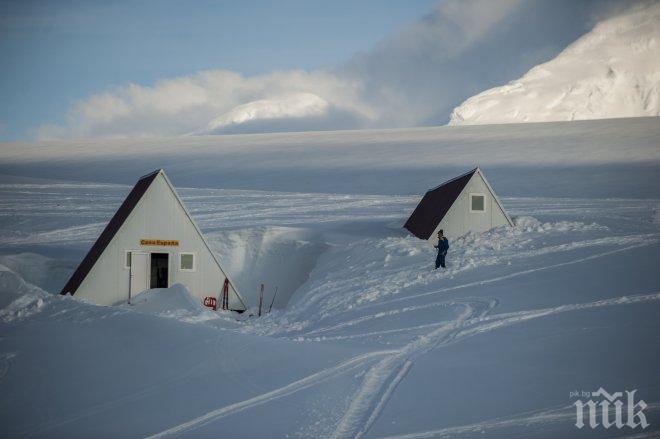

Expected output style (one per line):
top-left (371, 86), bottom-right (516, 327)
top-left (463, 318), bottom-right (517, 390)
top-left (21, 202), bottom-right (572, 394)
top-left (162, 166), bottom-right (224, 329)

top-left (203, 297), bottom-right (217, 311)
top-left (140, 239), bottom-right (179, 246)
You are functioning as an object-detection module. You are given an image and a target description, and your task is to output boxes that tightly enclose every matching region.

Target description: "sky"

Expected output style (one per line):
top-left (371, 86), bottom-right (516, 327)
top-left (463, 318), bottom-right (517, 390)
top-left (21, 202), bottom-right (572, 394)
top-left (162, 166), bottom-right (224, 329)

top-left (0, 0), bottom-right (632, 141)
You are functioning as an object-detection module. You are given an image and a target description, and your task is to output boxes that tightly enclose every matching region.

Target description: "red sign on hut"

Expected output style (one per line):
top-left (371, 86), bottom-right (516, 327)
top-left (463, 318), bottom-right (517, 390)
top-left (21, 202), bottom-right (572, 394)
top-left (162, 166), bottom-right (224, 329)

top-left (203, 297), bottom-right (217, 311)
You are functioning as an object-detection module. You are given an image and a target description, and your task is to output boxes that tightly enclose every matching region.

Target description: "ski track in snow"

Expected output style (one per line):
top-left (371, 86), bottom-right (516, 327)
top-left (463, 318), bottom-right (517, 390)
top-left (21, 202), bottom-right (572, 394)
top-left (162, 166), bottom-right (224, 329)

top-left (290, 238), bottom-right (656, 340)
top-left (376, 402), bottom-right (660, 439)
top-left (326, 291), bottom-right (660, 439)
top-left (301, 299), bottom-right (469, 337)
top-left (329, 307), bottom-right (477, 439)
top-left (0, 352), bottom-right (15, 383)
top-left (21, 360), bottom-right (215, 437)
top-left (357, 360), bottom-right (413, 439)
top-left (456, 292), bottom-right (660, 341)
top-left (272, 232), bottom-right (658, 333)
top-left (145, 350), bottom-right (397, 438)
top-left (361, 239), bottom-right (658, 312)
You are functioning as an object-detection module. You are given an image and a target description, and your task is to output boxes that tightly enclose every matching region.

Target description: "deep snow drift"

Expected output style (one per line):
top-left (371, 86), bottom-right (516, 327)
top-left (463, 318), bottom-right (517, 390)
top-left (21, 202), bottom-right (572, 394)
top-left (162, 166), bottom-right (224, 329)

top-left (1, 120), bottom-right (659, 437)
top-left (449, 2), bottom-right (660, 125)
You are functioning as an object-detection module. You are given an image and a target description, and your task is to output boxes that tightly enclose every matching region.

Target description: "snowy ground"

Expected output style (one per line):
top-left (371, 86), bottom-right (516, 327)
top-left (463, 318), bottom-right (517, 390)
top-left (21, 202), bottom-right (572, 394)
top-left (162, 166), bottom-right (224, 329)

top-left (1, 120), bottom-right (659, 437)
top-left (1, 178), bottom-right (659, 438)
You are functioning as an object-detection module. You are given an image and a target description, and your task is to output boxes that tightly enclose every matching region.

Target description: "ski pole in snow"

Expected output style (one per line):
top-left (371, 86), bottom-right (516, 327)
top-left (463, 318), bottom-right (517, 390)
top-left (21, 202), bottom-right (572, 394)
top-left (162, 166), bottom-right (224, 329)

top-left (268, 287), bottom-right (278, 313)
top-left (258, 283), bottom-right (264, 317)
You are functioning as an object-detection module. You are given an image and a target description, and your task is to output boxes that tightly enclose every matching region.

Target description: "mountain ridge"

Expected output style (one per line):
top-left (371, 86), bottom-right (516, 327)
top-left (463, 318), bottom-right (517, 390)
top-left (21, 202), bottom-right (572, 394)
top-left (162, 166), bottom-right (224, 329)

top-left (449, 2), bottom-right (660, 125)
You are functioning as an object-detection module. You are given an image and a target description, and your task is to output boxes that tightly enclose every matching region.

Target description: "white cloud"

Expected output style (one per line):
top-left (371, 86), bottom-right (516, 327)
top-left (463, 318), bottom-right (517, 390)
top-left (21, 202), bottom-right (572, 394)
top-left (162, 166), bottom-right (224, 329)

top-left (338, 0), bottom-right (525, 128)
top-left (37, 69), bottom-right (375, 139)
top-left (38, 0), bottom-right (624, 139)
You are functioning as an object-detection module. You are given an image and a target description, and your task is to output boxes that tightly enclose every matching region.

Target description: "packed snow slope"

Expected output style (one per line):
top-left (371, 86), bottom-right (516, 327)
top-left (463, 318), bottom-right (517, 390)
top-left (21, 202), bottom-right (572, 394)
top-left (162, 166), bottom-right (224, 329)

top-left (1, 117), bottom-right (660, 197)
top-left (1, 119), bottom-right (659, 437)
top-left (449, 2), bottom-right (660, 126)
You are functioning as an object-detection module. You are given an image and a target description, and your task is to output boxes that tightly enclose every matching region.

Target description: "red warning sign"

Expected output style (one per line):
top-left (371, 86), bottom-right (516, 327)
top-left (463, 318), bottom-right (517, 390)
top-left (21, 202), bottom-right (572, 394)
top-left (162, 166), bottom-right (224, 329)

top-left (203, 297), bottom-right (217, 311)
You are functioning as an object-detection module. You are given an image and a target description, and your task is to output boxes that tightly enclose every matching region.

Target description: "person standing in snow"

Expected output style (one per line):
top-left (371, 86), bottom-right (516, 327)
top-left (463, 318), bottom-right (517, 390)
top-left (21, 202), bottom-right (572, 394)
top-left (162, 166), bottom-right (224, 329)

top-left (434, 230), bottom-right (449, 269)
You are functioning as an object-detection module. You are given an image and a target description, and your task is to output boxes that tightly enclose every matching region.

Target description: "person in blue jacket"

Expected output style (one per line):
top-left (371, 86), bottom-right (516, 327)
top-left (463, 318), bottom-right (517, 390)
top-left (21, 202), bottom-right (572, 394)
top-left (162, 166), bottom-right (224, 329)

top-left (434, 229), bottom-right (449, 269)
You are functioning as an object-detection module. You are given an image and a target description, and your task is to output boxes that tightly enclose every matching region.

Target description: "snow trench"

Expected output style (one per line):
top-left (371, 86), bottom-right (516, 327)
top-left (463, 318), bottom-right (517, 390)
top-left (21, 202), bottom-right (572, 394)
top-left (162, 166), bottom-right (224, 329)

top-left (208, 226), bottom-right (329, 310)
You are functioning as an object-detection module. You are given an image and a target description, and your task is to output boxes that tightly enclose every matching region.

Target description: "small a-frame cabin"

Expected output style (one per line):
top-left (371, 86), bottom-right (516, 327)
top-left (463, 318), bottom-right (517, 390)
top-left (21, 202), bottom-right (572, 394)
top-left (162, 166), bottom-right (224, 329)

top-left (404, 167), bottom-right (512, 241)
top-left (60, 169), bottom-right (247, 311)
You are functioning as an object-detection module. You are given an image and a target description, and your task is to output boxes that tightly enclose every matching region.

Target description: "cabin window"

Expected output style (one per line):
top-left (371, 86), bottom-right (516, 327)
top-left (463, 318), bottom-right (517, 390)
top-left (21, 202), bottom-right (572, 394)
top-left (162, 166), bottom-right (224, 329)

top-left (470, 194), bottom-right (485, 212)
top-left (125, 251), bottom-right (132, 269)
top-left (180, 252), bottom-right (195, 271)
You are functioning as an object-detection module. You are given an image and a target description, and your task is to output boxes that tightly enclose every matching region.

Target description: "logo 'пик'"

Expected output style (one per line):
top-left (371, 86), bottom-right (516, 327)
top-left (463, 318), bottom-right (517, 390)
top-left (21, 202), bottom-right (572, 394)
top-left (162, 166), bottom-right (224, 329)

top-left (574, 388), bottom-right (649, 430)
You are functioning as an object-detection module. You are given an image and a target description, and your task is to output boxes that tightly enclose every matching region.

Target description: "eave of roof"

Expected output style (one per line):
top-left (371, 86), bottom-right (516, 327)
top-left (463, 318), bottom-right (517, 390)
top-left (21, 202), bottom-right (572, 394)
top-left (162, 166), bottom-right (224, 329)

top-left (157, 171), bottom-right (248, 310)
top-left (427, 167), bottom-right (478, 191)
top-left (474, 167), bottom-right (514, 227)
top-left (59, 170), bottom-right (161, 296)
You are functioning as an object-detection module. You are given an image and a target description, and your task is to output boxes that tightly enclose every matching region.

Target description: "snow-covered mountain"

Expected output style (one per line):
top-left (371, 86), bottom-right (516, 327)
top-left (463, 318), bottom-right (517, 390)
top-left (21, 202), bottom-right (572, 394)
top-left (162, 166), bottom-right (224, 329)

top-left (197, 92), bottom-right (330, 134)
top-left (449, 2), bottom-right (660, 125)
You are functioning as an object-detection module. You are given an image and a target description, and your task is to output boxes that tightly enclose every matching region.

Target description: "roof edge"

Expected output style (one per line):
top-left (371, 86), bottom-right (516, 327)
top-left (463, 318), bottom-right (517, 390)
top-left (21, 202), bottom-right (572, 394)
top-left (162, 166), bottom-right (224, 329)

top-left (427, 167), bottom-right (478, 192)
top-left (157, 171), bottom-right (248, 311)
top-left (140, 169), bottom-right (163, 179)
top-left (474, 167), bottom-right (514, 226)
top-left (60, 170), bottom-right (160, 296)
top-left (404, 167), bottom-right (476, 239)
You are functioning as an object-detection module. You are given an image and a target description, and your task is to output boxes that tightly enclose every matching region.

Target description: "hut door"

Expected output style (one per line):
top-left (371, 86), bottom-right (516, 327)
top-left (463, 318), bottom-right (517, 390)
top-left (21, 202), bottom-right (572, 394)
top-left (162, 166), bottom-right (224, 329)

top-left (130, 252), bottom-right (149, 296)
top-left (150, 253), bottom-right (169, 289)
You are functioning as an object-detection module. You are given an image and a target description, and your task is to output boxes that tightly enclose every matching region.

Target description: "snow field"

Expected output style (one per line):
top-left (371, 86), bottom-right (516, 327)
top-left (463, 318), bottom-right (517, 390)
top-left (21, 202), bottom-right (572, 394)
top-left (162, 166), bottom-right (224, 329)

top-left (1, 179), bottom-right (659, 437)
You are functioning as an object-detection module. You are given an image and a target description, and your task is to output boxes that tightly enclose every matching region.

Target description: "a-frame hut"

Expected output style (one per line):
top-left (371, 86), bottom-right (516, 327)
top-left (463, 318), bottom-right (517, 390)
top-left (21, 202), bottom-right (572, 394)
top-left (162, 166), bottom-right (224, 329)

top-left (404, 167), bottom-right (512, 241)
top-left (60, 169), bottom-right (247, 311)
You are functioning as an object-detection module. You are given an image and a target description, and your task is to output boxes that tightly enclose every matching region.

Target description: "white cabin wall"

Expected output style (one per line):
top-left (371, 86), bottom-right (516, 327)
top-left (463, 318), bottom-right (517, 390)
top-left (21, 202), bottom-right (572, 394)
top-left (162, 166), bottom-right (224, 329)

top-left (434, 189), bottom-right (468, 240)
top-left (76, 238), bottom-right (123, 305)
top-left (432, 172), bottom-right (509, 243)
top-left (74, 173), bottom-right (242, 308)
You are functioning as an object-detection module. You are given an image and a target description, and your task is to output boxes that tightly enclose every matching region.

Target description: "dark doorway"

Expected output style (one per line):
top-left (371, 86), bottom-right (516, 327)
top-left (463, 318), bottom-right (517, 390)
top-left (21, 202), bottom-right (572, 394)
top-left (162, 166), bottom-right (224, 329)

top-left (150, 253), bottom-right (169, 288)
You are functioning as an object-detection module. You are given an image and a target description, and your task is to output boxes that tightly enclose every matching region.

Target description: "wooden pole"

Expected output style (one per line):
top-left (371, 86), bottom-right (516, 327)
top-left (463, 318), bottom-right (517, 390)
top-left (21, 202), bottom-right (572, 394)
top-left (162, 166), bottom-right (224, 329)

top-left (128, 258), bottom-right (132, 305)
top-left (258, 283), bottom-right (264, 317)
top-left (268, 287), bottom-right (278, 313)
